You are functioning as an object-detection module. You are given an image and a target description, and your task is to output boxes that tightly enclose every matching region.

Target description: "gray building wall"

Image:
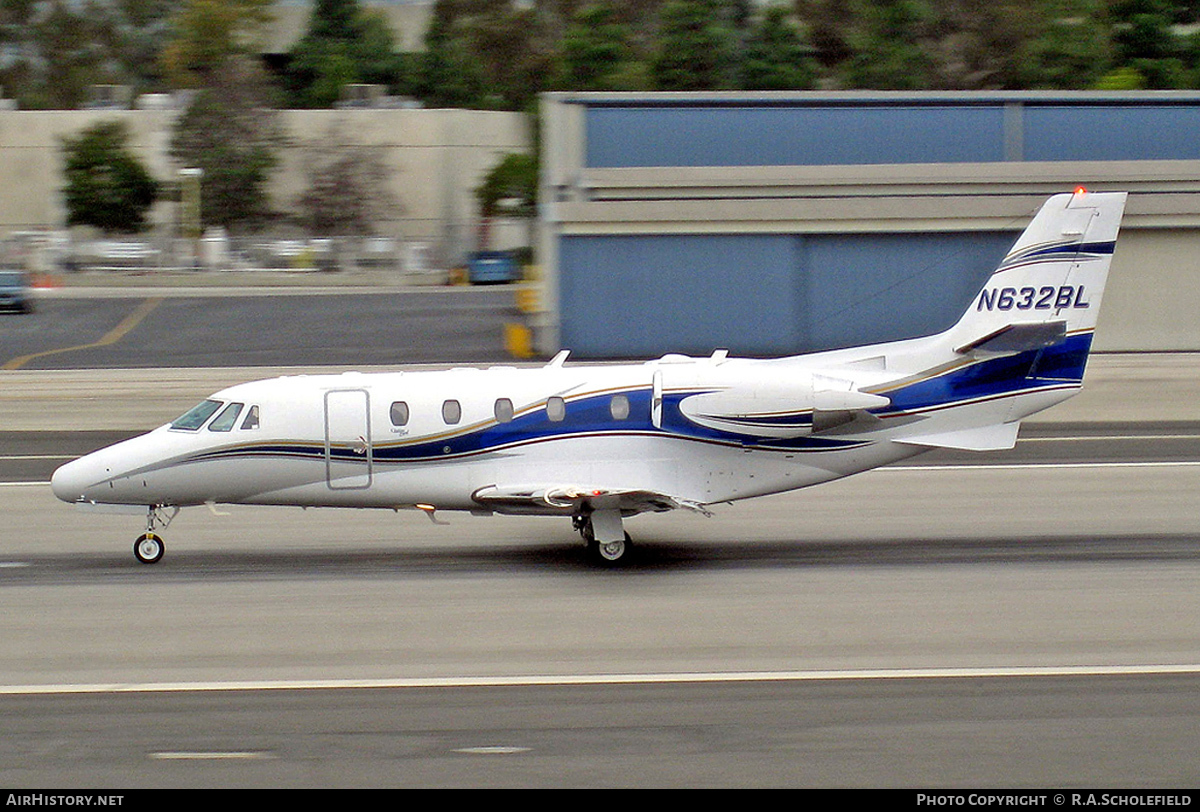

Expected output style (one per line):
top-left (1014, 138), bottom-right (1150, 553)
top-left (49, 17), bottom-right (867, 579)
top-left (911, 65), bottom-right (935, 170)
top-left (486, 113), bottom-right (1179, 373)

top-left (0, 105), bottom-right (529, 268)
top-left (540, 92), bottom-right (1200, 356)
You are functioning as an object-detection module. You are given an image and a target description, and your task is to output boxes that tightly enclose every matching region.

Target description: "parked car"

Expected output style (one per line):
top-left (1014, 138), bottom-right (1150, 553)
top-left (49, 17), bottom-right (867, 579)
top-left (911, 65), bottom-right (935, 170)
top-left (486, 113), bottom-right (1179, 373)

top-left (467, 250), bottom-right (519, 284)
top-left (0, 270), bottom-right (32, 313)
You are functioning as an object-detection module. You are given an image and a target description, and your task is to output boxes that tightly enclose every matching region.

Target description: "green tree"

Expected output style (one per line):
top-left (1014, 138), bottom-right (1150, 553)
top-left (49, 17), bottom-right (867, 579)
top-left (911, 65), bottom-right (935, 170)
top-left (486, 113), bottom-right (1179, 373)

top-left (558, 2), bottom-right (641, 91)
top-left (740, 4), bottom-right (817, 90)
top-left (61, 120), bottom-right (159, 233)
top-left (1107, 0), bottom-right (1186, 88)
top-left (159, 0), bottom-right (273, 88)
top-left (284, 0), bottom-right (409, 107)
top-left (475, 151), bottom-right (537, 220)
top-left (1016, 0), bottom-right (1113, 89)
top-left (1094, 64), bottom-right (1149, 88)
top-left (0, 1), bottom-right (175, 109)
top-left (839, 0), bottom-right (936, 89)
top-left (163, 0), bottom-right (280, 231)
top-left (170, 60), bottom-right (282, 230)
top-left (418, 0), bottom-right (561, 111)
top-left (465, 4), bottom-right (556, 110)
top-left (419, 1), bottom-right (488, 108)
top-left (797, 0), bottom-right (856, 71)
top-left (651, 0), bottom-right (737, 91)
top-left (475, 149), bottom-right (537, 255)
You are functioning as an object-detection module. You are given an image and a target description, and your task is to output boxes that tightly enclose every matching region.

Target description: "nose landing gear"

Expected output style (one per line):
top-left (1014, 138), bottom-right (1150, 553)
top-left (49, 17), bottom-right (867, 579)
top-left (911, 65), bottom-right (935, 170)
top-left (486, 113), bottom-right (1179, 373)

top-left (134, 533), bottom-right (164, 564)
top-left (133, 505), bottom-right (178, 564)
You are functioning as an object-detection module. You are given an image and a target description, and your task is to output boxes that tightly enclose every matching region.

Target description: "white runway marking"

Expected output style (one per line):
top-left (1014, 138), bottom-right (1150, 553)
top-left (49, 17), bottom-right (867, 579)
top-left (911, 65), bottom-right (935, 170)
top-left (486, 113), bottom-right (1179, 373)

top-left (3, 663), bottom-right (1199, 696)
top-left (1018, 434), bottom-right (1200, 442)
top-left (886, 461), bottom-right (1200, 472)
top-left (149, 751), bottom-right (276, 761)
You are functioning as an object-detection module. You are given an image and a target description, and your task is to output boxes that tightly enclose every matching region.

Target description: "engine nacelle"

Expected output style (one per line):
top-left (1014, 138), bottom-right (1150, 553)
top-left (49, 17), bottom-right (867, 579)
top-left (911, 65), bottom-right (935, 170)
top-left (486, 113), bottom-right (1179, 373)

top-left (676, 372), bottom-right (888, 438)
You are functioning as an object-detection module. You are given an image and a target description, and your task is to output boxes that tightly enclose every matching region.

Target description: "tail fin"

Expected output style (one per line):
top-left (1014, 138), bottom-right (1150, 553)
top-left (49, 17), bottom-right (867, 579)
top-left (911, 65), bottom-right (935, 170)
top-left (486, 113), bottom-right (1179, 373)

top-left (948, 189), bottom-right (1126, 369)
top-left (883, 191), bottom-right (1126, 451)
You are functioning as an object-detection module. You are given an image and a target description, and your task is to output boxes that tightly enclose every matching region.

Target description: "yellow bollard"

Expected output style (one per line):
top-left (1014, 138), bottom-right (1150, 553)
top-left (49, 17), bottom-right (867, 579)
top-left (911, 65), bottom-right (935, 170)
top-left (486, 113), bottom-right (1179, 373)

top-left (504, 322), bottom-right (534, 359)
top-left (515, 284), bottom-right (541, 314)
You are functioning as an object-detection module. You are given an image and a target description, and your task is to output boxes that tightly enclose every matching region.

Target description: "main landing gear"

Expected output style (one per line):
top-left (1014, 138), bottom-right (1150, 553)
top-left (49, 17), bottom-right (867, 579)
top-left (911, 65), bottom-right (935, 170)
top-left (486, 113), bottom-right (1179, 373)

top-left (134, 505), bottom-right (178, 564)
top-left (574, 508), bottom-right (632, 566)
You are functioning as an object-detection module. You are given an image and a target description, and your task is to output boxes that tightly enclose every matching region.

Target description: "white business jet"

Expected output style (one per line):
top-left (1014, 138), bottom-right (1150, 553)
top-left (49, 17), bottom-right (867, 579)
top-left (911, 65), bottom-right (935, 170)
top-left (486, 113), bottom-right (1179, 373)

top-left (52, 190), bottom-right (1126, 566)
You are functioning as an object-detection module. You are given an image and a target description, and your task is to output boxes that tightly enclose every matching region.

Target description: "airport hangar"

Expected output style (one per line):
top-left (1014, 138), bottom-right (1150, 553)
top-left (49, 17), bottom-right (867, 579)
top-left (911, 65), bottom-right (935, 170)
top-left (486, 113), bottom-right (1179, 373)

top-left (536, 91), bottom-right (1200, 359)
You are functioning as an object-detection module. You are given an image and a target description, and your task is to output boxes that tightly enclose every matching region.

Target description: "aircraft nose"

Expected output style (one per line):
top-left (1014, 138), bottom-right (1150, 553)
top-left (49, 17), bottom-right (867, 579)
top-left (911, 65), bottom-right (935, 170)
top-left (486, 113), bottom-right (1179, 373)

top-left (51, 456), bottom-right (101, 503)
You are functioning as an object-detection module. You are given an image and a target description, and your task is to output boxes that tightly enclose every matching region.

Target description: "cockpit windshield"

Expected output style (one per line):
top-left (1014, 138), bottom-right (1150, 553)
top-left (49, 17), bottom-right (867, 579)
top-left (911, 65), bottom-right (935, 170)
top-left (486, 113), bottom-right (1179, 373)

top-left (207, 402), bottom-right (244, 432)
top-left (170, 399), bottom-right (223, 431)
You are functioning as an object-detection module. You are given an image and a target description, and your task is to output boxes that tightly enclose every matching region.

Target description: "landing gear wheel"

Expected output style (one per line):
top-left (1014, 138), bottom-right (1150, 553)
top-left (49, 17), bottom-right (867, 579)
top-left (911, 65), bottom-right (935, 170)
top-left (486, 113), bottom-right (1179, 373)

top-left (588, 532), bottom-right (632, 566)
top-left (133, 533), bottom-right (164, 565)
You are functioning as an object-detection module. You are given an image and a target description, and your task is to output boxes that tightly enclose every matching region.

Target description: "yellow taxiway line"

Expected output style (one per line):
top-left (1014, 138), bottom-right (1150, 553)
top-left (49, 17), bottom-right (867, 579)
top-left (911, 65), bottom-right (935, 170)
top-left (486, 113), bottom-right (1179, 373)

top-left (2, 296), bottom-right (163, 371)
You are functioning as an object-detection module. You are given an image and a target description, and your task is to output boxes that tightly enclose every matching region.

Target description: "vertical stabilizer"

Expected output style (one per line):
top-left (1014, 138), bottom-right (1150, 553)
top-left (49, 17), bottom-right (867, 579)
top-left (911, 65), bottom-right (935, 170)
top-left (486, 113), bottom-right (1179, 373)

top-left (885, 191), bottom-right (1127, 450)
top-left (949, 189), bottom-right (1126, 358)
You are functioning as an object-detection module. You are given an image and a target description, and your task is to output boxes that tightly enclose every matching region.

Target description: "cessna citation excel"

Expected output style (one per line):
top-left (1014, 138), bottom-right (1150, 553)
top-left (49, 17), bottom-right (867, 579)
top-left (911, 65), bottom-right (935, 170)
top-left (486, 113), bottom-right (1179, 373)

top-left (52, 190), bottom-right (1126, 566)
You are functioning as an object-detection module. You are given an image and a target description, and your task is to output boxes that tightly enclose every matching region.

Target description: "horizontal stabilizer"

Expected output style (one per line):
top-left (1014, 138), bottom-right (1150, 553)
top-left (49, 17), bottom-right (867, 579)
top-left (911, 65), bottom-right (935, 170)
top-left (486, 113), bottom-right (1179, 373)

top-left (956, 321), bottom-right (1067, 355)
top-left (897, 422), bottom-right (1020, 451)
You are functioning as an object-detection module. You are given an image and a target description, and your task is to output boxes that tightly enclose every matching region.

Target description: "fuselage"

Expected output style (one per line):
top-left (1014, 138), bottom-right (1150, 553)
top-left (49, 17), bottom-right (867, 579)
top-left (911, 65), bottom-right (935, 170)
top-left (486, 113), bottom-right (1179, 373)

top-left (49, 329), bottom-right (1083, 516)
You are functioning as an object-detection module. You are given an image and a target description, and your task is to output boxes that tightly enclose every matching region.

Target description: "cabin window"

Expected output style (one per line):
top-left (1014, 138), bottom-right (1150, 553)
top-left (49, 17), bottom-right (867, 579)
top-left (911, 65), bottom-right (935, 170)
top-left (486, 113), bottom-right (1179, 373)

top-left (208, 402), bottom-right (244, 432)
top-left (494, 398), bottom-right (514, 423)
top-left (546, 396), bottom-right (566, 422)
top-left (442, 399), bottom-right (461, 425)
top-left (390, 401), bottom-right (410, 427)
top-left (240, 405), bottom-right (260, 430)
top-left (170, 399), bottom-right (223, 431)
top-left (610, 394), bottom-right (630, 420)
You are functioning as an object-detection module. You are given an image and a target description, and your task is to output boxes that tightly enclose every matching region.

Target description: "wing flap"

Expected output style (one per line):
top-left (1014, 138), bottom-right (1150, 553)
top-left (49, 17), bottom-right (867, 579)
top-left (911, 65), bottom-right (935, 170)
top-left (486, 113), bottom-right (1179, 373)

top-left (472, 484), bottom-right (712, 517)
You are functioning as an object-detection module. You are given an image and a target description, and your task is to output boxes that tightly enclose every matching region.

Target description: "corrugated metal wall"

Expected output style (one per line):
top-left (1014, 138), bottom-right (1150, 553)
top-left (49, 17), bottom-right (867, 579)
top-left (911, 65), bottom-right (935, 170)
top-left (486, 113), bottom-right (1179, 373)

top-left (558, 231), bottom-right (1012, 357)
top-left (583, 100), bottom-right (1200, 168)
top-left (541, 92), bottom-right (1200, 357)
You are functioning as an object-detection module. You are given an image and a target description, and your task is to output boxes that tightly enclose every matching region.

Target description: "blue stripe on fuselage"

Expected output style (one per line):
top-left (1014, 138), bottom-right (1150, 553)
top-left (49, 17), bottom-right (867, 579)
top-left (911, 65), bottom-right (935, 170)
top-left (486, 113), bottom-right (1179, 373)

top-left (881, 332), bottom-right (1092, 415)
top-left (184, 336), bottom-right (1093, 468)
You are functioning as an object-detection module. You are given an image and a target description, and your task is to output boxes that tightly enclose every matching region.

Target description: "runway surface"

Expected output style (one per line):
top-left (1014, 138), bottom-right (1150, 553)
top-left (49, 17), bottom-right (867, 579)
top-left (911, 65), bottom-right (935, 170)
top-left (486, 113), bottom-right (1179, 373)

top-left (2, 431), bottom-right (1200, 786)
top-left (2, 297), bottom-right (1200, 786)
top-left (5, 674), bottom-right (1199, 788)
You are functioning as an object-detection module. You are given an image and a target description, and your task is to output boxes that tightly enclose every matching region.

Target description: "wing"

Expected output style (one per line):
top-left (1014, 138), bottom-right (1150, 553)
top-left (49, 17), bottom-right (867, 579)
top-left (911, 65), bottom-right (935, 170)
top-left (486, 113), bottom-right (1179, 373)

top-left (471, 484), bottom-right (713, 518)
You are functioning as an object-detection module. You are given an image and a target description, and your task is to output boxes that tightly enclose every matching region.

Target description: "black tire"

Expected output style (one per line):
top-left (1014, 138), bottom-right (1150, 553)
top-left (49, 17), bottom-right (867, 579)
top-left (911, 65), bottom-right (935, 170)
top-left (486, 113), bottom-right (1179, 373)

top-left (133, 533), bottom-right (164, 564)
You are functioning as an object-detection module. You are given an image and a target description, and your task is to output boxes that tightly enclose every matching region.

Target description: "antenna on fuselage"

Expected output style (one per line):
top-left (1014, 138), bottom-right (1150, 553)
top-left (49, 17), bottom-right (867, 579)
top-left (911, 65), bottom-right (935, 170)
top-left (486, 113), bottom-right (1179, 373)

top-left (545, 349), bottom-right (570, 368)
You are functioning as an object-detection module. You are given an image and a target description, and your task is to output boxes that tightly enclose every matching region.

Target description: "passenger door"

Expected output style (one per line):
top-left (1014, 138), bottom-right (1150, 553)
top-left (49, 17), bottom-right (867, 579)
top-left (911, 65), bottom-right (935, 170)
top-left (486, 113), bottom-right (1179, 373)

top-left (324, 389), bottom-right (372, 489)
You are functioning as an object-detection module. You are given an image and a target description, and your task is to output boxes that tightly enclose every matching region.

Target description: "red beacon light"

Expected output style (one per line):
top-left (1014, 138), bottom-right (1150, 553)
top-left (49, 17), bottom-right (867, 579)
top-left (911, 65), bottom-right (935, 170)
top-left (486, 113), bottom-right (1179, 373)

top-left (1074, 185), bottom-right (1088, 195)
